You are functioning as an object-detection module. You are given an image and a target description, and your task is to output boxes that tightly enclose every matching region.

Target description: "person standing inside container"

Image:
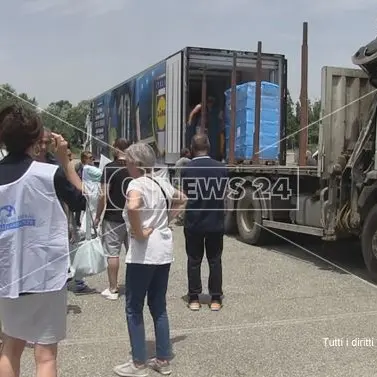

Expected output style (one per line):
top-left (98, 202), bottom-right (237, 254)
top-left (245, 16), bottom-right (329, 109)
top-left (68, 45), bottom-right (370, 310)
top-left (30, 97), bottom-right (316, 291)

top-left (186, 96), bottom-right (224, 161)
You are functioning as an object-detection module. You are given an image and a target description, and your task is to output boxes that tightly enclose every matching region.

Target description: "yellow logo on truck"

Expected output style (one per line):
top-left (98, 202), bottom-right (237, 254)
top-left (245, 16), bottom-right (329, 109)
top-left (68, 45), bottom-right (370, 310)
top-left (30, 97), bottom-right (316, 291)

top-left (156, 95), bottom-right (166, 131)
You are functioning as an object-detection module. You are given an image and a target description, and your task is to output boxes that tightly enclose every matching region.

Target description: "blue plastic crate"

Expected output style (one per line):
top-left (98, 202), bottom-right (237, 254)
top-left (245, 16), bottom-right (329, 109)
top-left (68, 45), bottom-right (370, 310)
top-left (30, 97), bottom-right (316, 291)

top-left (224, 81), bottom-right (280, 161)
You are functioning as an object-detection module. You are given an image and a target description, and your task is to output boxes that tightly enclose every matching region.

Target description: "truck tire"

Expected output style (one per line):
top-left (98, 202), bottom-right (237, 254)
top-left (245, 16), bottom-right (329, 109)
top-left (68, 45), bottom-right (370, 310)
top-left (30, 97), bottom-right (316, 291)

top-left (361, 203), bottom-right (377, 282)
top-left (224, 195), bottom-right (237, 234)
top-left (236, 186), bottom-right (265, 245)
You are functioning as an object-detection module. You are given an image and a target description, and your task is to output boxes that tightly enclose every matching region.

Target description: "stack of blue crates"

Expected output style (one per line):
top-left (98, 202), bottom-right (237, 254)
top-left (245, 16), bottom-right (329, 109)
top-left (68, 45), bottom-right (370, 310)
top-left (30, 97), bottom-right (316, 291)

top-left (224, 81), bottom-right (280, 161)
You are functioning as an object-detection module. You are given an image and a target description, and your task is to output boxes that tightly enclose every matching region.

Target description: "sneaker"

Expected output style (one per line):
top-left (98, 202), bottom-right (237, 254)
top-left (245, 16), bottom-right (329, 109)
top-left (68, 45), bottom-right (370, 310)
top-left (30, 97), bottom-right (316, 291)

top-left (71, 281), bottom-right (96, 294)
top-left (148, 358), bottom-right (172, 375)
top-left (113, 361), bottom-right (148, 377)
top-left (74, 279), bottom-right (86, 288)
top-left (101, 288), bottom-right (119, 300)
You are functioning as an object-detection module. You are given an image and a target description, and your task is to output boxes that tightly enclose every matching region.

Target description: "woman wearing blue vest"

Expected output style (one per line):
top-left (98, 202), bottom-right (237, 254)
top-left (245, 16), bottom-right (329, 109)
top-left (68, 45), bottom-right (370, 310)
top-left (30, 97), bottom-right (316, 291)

top-left (0, 105), bottom-right (85, 377)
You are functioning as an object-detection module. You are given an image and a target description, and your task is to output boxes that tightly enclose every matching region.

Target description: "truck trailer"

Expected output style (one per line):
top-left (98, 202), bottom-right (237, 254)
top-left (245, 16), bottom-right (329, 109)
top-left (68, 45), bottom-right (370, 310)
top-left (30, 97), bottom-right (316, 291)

top-left (89, 22), bottom-right (377, 281)
top-left (89, 41), bottom-right (287, 164)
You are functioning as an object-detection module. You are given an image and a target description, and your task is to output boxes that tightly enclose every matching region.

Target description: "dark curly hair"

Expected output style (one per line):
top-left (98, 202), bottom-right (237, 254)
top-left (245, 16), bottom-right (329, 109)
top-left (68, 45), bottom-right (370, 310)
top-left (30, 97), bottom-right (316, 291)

top-left (113, 138), bottom-right (131, 151)
top-left (0, 104), bottom-right (43, 154)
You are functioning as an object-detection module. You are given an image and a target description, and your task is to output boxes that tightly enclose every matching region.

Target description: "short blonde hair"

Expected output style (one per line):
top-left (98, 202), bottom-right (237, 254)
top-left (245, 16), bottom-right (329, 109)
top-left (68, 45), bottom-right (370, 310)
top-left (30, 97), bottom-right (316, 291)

top-left (81, 150), bottom-right (92, 163)
top-left (125, 143), bottom-right (156, 171)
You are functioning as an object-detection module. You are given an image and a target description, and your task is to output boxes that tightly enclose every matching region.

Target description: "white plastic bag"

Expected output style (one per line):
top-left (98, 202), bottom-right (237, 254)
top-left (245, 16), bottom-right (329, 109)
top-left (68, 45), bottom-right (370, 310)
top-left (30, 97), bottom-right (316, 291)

top-left (72, 237), bottom-right (107, 277)
top-left (71, 205), bottom-right (107, 278)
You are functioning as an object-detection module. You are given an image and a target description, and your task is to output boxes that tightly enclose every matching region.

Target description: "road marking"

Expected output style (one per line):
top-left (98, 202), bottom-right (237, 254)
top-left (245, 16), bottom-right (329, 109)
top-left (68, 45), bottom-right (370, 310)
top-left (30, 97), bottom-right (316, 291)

top-left (59, 310), bottom-right (377, 346)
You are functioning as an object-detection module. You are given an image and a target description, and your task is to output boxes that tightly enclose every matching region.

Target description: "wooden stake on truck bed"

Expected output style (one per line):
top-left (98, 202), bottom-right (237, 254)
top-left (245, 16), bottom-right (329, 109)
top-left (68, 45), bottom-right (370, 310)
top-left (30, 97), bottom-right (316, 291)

top-left (229, 52), bottom-right (237, 165)
top-left (299, 21), bottom-right (309, 166)
top-left (253, 41), bottom-right (262, 163)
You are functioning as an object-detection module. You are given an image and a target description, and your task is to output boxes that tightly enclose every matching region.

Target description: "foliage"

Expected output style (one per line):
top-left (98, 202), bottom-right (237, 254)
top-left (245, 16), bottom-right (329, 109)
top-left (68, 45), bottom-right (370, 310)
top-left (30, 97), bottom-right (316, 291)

top-left (41, 99), bottom-right (90, 147)
top-left (286, 90), bottom-right (321, 150)
top-left (0, 83), bottom-right (90, 148)
top-left (0, 84), bottom-right (38, 113)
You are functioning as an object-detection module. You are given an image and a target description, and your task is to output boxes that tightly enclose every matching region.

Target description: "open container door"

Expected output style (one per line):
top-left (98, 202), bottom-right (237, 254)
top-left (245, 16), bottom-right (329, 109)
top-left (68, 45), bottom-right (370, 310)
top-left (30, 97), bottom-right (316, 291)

top-left (186, 47), bottom-right (287, 164)
top-left (165, 51), bottom-right (184, 164)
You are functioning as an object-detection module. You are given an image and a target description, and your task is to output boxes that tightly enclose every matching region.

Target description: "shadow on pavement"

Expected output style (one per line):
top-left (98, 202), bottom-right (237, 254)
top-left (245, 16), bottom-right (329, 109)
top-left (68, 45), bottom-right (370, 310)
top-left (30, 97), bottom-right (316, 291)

top-left (67, 304), bottom-right (82, 315)
top-left (118, 284), bottom-right (125, 297)
top-left (128, 335), bottom-right (187, 360)
top-left (235, 229), bottom-right (376, 284)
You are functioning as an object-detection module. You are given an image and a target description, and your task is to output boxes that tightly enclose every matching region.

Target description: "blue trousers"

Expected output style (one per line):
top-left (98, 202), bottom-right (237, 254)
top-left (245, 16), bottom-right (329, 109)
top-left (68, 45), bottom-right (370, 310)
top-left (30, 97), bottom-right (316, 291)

top-left (125, 263), bottom-right (171, 364)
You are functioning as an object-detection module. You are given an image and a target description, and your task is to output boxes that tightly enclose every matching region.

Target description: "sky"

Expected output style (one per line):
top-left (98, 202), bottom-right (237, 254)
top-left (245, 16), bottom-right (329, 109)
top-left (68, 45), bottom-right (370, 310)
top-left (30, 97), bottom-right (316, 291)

top-left (0, 0), bottom-right (376, 107)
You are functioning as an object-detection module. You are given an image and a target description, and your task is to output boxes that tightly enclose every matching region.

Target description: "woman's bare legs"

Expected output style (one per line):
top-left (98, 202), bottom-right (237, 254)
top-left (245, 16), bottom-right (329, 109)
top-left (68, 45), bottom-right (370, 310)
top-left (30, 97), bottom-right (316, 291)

top-left (0, 335), bottom-right (26, 377)
top-left (34, 343), bottom-right (58, 377)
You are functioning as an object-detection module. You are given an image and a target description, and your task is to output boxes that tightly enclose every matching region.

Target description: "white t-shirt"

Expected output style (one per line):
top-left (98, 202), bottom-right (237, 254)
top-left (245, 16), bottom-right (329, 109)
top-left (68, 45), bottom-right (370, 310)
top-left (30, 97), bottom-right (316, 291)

top-left (123, 175), bottom-right (175, 265)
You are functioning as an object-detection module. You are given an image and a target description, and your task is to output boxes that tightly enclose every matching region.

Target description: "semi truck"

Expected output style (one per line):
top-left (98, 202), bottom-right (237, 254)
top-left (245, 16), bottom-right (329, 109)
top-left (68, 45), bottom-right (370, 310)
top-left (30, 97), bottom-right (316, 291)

top-left (88, 22), bottom-right (377, 281)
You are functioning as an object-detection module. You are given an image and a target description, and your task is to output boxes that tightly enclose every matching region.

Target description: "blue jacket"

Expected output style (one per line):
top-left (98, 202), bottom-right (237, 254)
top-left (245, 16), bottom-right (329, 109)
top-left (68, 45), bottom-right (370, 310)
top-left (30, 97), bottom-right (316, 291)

top-left (181, 156), bottom-right (228, 233)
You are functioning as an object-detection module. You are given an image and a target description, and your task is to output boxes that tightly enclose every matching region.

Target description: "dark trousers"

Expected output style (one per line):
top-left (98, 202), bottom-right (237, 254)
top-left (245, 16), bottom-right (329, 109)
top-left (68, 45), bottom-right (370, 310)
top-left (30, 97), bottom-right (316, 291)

top-left (184, 229), bottom-right (223, 302)
top-left (125, 263), bottom-right (172, 363)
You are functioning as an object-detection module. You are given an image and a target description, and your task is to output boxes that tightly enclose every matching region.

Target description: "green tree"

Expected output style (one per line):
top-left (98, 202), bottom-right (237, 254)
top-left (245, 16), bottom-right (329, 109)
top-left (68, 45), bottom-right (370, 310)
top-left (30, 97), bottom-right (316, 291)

top-left (42, 99), bottom-right (90, 147)
top-left (308, 98), bottom-right (320, 147)
top-left (42, 100), bottom-right (73, 141)
top-left (287, 96), bottom-right (321, 152)
top-left (66, 100), bottom-right (90, 147)
top-left (286, 90), bottom-right (299, 149)
top-left (0, 83), bottom-right (38, 112)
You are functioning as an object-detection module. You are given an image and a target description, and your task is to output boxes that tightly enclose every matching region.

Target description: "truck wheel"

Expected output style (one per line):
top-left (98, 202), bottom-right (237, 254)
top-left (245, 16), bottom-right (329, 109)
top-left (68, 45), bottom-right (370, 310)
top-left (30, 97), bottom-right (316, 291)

top-left (236, 186), bottom-right (265, 244)
top-left (224, 195), bottom-right (237, 234)
top-left (361, 203), bottom-right (377, 282)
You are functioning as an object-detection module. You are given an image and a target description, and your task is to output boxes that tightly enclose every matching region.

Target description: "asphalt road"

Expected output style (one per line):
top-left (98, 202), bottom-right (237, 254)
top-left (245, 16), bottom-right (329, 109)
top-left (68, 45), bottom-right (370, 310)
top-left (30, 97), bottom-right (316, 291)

top-left (19, 226), bottom-right (377, 377)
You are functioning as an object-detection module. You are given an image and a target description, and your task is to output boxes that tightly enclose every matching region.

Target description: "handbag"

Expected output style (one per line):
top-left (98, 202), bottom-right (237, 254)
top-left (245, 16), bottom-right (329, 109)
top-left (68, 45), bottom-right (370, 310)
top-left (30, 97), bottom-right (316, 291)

top-left (71, 203), bottom-right (107, 278)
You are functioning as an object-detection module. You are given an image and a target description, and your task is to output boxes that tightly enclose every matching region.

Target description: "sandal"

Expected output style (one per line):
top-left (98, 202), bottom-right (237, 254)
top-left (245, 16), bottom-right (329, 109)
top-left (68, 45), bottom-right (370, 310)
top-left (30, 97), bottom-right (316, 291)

top-left (210, 301), bottom-right (223, 311)
top-left (188, 301), bottom-right (201, 311)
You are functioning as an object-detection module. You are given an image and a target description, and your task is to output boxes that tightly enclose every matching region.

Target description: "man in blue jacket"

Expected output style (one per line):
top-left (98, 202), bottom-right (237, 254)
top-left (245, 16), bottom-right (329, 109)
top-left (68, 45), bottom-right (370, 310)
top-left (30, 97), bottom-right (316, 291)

top-left (181, 134), bottom-right (228, 311)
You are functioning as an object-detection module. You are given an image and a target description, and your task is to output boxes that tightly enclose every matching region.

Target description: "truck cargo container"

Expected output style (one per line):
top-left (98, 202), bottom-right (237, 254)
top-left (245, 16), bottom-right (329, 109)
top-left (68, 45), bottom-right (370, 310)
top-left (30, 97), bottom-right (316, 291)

top-left (89, 45), bottom-right (287, 164)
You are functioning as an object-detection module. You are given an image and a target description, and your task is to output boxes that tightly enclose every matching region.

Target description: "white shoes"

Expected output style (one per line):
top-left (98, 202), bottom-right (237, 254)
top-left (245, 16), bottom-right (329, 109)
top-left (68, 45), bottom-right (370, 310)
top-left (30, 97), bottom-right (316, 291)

top-left (101, 288), bottom-right (119, 300)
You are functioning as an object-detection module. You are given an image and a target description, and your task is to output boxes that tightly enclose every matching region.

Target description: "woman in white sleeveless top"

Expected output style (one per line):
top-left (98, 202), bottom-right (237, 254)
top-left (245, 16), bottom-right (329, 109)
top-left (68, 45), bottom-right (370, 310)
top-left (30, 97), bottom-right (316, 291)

top-left (113, 143), bottom-right (187, 377)
top-left (0, 105), bottom-right (85, 377)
